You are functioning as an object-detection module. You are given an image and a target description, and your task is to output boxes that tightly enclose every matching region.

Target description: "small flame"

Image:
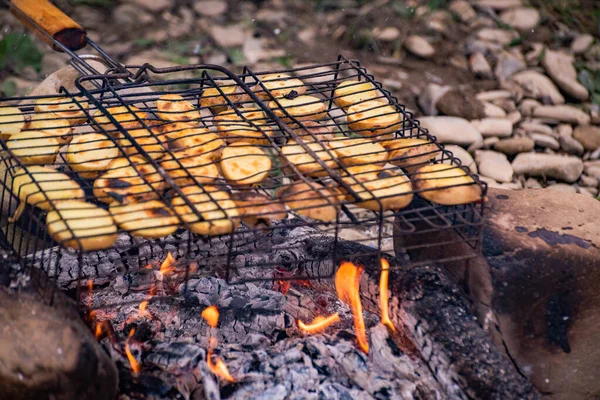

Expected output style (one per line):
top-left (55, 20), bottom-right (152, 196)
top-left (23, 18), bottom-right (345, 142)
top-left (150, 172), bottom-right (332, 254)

top-left (207, 337), bottom-right (234, 382)
top-left (201, 305), bottom-right (219, 328)
top-left (125, 328), bottom-right (142, 376)
top-left (87, 279), bottom-right (94, 309)
top-left (95, 323), bottom-right (104, 339)
top-left (335, 262), bottom-right (369, 353)
top-left (139, 300), bottom-right (150, 318)
top-left (379, 258), bottom-right (396, 332)
top-left (159, 252), bottom-right (176, 275)
top-left (297, 313), bottom-right (340, 334)
top-left (277, 280), bottom-right (291, 294)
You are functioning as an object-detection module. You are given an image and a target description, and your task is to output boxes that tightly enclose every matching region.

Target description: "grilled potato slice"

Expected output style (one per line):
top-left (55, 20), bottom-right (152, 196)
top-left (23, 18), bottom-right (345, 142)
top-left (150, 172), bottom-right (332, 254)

top-left (281, 140), bottom-right (337, 177)
top-left (253, 73), bottom-right (306, 100)
top-left (171, 185), bottom-right (239, 236)
top-left (334, 80), bottom-right (381, 109)
top-left (34, 97), bottom-right (88, 125)
top-left (167, 127), bottom-right (224, 160)
top-left (277, 182), bottom-right (340, 222)
top-left (160, 149), bottom-right (220, 186)
top-left (231, 192), bottom-right (287, 227)
top-left (9, 166), bottom-right (85, 222)
top-left (328, 137), bottom-right (388, 167)
top-left (47, 200), bottom-right (117, 251)
top-left (347, 100), bottom-right (403, 138)
top-left (93, 156), bottom-right (166, 204)
top-left (156, 94), bottom-right (201, 122)
top-left (154, 121), bottom-right (199, 139)
top-left (290, 121), bottom-right (335, 143)
top-left (341, 165), bottom-right (413, 211)
top-left (0, 106), bottom-right (25, 140)
top-left (384, 138), bottom-right (440, 172)
top-left (66, 133), bottom-right (120, 179)
top-left (413, 164), bottom-right (481, 205)
top-left (25, 113), bottom-right (73, 145)
top-left (220, 143), bottom-right (271, 185)
top-left (268, 95), bottom-right (326, 122)
top-left (6, 131), bottom-right (60, 165)
top-left (200, 85), bottom-right (246, 114)
top-left (92, 105), bottom-right (149, 136)
top-left (110, 200), bottom-right (179, 238)
top-left (117, 127), bottom-right (166, 160)
top-left (213, 109), bottom-right (274, 144)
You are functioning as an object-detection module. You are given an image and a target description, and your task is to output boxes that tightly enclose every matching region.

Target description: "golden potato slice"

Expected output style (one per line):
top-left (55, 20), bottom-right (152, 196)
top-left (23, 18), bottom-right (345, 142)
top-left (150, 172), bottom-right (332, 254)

top-left (413, 164), bottom-right (481, 205)
top-left (9, 166), bottom-right (85, 222)
top-left (220, 143), bottom-right (271, 185)
top-left (156, 94), bottom-right (201, 122)
top-left (154, 121), bottom-right (198, 139)
top-left (253, 73), bottom-right (306, 100)
top-left (347, 100), bottom-right (403, 138)
top-left (6, 131), bottom-right (60, 165)
top-left (47, 201), bottom-right (117, 251)
top-left (160, 149), bottom-right (220, 186)
top-left (268, 95), bottom-right (326, 122)
top-left (231, 192), bottom-right (287, 227)
top-left (277, 182), bottom-right (340, 222)
top-left (200, 85), bottom-right (246, 114)
top-left (384, 138), bottom-right (440, 172)
top-left (281, 140), bottom-right (337, 177)
top-left (34, 97), bottom-right (88, 125)
top-left (328, 137), bottom-right (388, 167)
top-left (0, 106), bottom-right (25, 140)
top-left (66, 133), bottom-right (120, 179)
top-left (167, 127), bottom-right (224, 160)
top-left (110, 200), bottom-right (180, 238)
top-left (213, 109), bottom-right (274, 144)
top-left (341, 165), bottom-right (413, 211)
top-left (25, 113), bottom-right (73, 145)
top-left (93, 156), bottom-right (166, 204)
top-left (333, 80), bottom-right (380, 109)
top-left (92, 105), bottom-right (149, 136)
top-left (117, 127), bottom-right (166, 160)
top-left (290, 121), bottom-right (335, 143)
top-left (171, 185), bottom-right (239, 236)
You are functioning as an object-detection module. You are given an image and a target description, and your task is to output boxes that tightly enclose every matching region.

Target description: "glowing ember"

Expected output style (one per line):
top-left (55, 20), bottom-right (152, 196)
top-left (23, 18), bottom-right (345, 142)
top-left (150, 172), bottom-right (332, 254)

top-left (87, 279), bottom-right (93, 309)
top-left (159, 252), bottom-right (176, 275)
top-left (335, 261), bottom-right (369, 353)
top-left (95, 323), bottom-right (103, 339)
top-left (201, 305), bottom-right (219, 328)
top-left (379, 258), bottom-right (396, 332)
top-left (277, 280), bottom-right (291, 294)
top-left (207, 338), bottom-right (234, 382)
top-left (297, 313), bottom-right (340, 334)
top-left (139, 300), bottom-right (150, 318)
top-left (125, 328), bottom-right (142, 376)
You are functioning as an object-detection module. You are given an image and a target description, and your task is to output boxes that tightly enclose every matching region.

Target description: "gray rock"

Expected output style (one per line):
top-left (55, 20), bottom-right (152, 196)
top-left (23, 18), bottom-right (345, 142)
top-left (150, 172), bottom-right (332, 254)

top-left (530, 133), bottom-right (560, 150)
top-left (499, 7), bottom-right (540, 31)
top-left (373, 27), bottom-right (401, 42)
top-left (494, 137), bottom-right (535, 155)
top-left (405, 35), bottom-right (435, 58)
top-left (476, 150), bottom-right (514, 182)
top-left (476, 28), bottom-right (518, 46)
top-left (546, 183), bottom-right (577, 193)
top-left (112, 4), bottom-right (154, 27)
top-left (571, 34), bottom-right (594, 54)
top-left (578, 186), bottom-right (595, 196)
top-left (507, 110), bottom-right (522, 125)
top-left (520, 121), bottom-right (553, 136)
top-left (419, 116), bottom-right (483, 146)
top-left (476, 90), bottom-right (513, 102)
top-left (494, 50), bottom-right (526, 81)
top-left (542, 50), bottom-right (589, 101)
top-left (532, 105), bottom-right (591, 125)
top-left (210, 24), bottom-right (247, 47)
top-left (440, 144), bottom-right (478, 174)
top-left (436, 90), bottom-right (486, 119)
top-left (418, 83), bottom-right (451, 116)
top-left (584, 161), bottom-right (600, 180)
top-left (482, 102), bottom-right (507, 117)
top-left (555, 124), bottom-right (573, 138)
top-left (471, 118), bottom-right (513, 137)
top-left (193, 0), bottom-right (228, 16)
top-left (525, 177), bottom-right (543, 189)
top-left (519, 99), bottom-right (542, 117)
top-left (124, 0), bottom-right (172, 12)
top-left (483, 136), bottom-right (500, 148)
top-left (512, 153), bottom-right (584, 182)
top-left (449, 0), bottom-right (477, 22)
top-left (470, 53), bottom-right (494, 79)
top-left (591, 148), bottom-right (600, 160)
top-left (510, 70), bottom-right (565, 105)
top-left (525, 42), bottom-right (545, 66)
top-left (559, 136), bottom-right (585, 155)
top-left (580, 174), bottom-right (599, 188)
top-left (573, 125), bottom-right (600, 151)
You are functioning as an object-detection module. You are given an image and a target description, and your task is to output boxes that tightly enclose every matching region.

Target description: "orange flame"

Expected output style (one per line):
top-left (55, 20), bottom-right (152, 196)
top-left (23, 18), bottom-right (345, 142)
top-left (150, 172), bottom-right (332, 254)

top-left (297, 313), bottom-right (340, 334)
top-left (335, 261), bottom-right (369, 353)
top-left (201, 305), bottom-right (219, 328)
top-left (139, 300), bottom-right (150, 318)
top-left (207, 337), bottom-right (234, 382)
top-left (379, 258), bottom-right (396, 332)
top-left (278, 280), bottom-right (291, 295)
top-left (160, 252), bottom-right (176, 275)
top-left (87, 279), bottom-right (94, 309)
top-left (125, 328), bottom-right (142, 376)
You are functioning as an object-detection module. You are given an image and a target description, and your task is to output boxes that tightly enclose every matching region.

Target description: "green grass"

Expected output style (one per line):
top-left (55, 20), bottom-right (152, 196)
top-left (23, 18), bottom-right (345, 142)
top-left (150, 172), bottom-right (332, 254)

top-left (529, 0), bottom-right (600, 35)
top-left (0, 79), bottom-right (17, 97)
top-left (0, 33), bottom-right (43, 74)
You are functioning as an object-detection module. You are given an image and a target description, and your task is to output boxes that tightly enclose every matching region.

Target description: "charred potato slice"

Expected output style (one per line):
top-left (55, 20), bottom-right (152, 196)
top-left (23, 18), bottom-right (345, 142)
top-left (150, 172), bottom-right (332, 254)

top-left (341, 165), bottom-right (413, 211)
top-left (290, 121), bottom-right (335, 143)
top-left (66, 133), bottom-right (120, 179)
top-left (156, 94), bottom-right (201, 122)
top-left (167, 127), bottom-right (224, 160)
top-left (328, 137), bottom-right (388, 167)
top-left (160, 149), bottom-right (220, 186)
top-left (200, 85), bottom-right (246, 114)
top-left (34, 97), bottom-right (88, 125)
top-left (347, 100), bottom-right (403, 138)
top-left (213, 109), bottom-right (274, 145)
top-left (0, 107), bottom-right (25, 140)
top-left (384, 138), bottom-right (440, 172)
top-left (231, 192), bottom-right (287, 227)
top-left (47, 200), bottom-right (117, 251)
top-left (110, 200), bottom-right (180, 238)
top-left (25, 113), bottom-right (73, 145)
top-left (281, 140), bottom-right (337, 177)
top-left (6, 131), bottom-right (60, 165)
top-left (253, 73), bottom-right (306, 100)
top-left (268, 95), bottom-right (326, 123)
top-left (413, 164), bottom-right (481, 205)
top-left (333, 80), bottom-right (380, 109)
top-left (219, 142), bottom-right (271, 185)
top-left (277, 182), bottom-right (340, 222)
top-left (92, 105), bottom-right (149, 136)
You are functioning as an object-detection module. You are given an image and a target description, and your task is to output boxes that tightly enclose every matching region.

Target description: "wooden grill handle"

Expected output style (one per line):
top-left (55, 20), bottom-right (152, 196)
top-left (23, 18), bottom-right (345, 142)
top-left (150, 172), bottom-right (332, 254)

top-left (9, 0), bottom-right (87, 52)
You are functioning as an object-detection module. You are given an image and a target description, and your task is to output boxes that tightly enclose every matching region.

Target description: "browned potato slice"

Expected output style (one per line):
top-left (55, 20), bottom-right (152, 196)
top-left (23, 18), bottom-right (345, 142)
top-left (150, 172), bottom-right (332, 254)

top-left (154, 121), bottom-right (199, 139)
top-left (25, 113), bottom-right (73, 145)
top-left (384, 138), bottom-right (440, 172)
top-left (200, 85), bottom-right (247, 114)
top-left (413, 164), bottom-right (481, 205)
top-left (156, 94), bottom-right (201, 122)
top-left (220, 142), bottom-right (271, 185)
top-left (47, 201), bottom-right (117, 251)
top-left (92, 105), bottom-right (149, 136)
top-left (160, 149), bottom-right (220, 186)
top-left (341, 165), bottom-right (413, 211)
top-left (6, 131), bottom-right (60, 165)
top-left (347, 100), bottom-right (403, 138)
top-left (290, 121), bottom-right (335, 143)
top-left (333, 80), bottom-right (380, 109)
top-left (268, 95), bottom-right (326, 122)
top-left (328, 137), bottom-right (388, 167)
top-left (213, 109), bottom-right (274, 144)
top-left (277, 182), bottom-right (340, 222)
top-left (66, 133), bottom-right (120, 179)
top-left (110, 200), bottom-right (180, 238)
top-left (281, 140), bottom-right (337, 177)
top-left (231, 192), bottom-right (287, 227)
top-left (34, 97), bottom-right (88, 125)
top-left (253, 73), bottom-right (306, 100)
top-left (117, 127), bottom-right (166, 160)
top-left (171, 185), bottom-right (239, 236)
top-left (0, 107), bottom-right (25, 140)
top-left (167, 127), bottom-right (224, 160)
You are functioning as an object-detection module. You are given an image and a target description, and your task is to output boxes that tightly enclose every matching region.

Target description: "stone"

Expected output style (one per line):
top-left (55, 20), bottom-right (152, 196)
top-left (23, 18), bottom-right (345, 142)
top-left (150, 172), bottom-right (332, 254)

top-left (495, 50), bottom-right (526, 81)
top-left (525, 177), bottom-right (543, 188)
top-left (476, 28), bottom-right (518, 46)
top-left (499, 7), bottom-right (540, 31)
top-left (546, 183), bottom-right (577, 193)
top-left (440, 144), bottom-right (478, 174)
top-left (555, 124), bottom-right (573, 138)
top-left (510, 70), bottom-right (565, 105)
top-left (476, 90), bottom-right (513, 102)
top-left (112, 4), bottom-right (154, 27)
top-left (578, 187), bottom-right (595, 196)
top-left (591, 148), bottom-right (600, 160)
top-left (571, 34), bottom-right (594, 55)
top-left (483, 137), bottom-right (500, 148)
top-left (483, 102), bottom-right (507, 117)
top-left (468, 136), bottom-right (485, 152)
top-left (449, 54), bottom-right (470, 70)
top-left (124, 0), bottom-right (172, 12)
top-left (405, 35), bottom-right (435, 58)
top-left (27, 62), bottom-right (108, 97)
top-left (507, 110), bottom-right (522, 125)
top-left (518, 99), bottom-right (542, 117)
top-left (471, 118), bottom-right (513, 137)
top-left (473, 0), bottom-right (522, 9)
top-left (542, 50), bottom-right (589, 101)
top-left (470, 53), bottom-right (494, 79)
top-left (465, 38), bottom-right (503, 55)
top-left (585, 186), bottom-right (599, 195)
top-left (530, 133), bottom-right (560, 150)
top-left (476, 150), bottom-right (514, 182)
top-left (449, 0), bottom-right (476, 22)
top-left (525, 42), bottom-right (545, 66)
top-left (292, 65), bottom-right (334, 85)
top-left (532, 105), bottom-right (591, 125)
top-left (559, 136), bottom-right (585, 155)
top-left (512, 153), bottom-right (584, 182)
top-left (580, 174), bottom-right (599, 188)
top-left (373, 27), bottom-right (400, 42)
top-left (419, 116), bottom-right (483, 146)
top-left (573, 125), bottom-right (600, 151)
top-left (210, 24), bottom-right (247, 47)
top-left (436, 90), bottom-right (486, 120)
top-left (520, 121), bottom-right (553, 136)
top-left (418, 83), bottom-right (451, 116)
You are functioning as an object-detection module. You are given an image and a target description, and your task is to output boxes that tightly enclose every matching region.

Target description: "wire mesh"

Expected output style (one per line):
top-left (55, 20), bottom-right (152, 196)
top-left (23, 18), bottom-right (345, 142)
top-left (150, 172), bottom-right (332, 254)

top-left (0, 56), bottom-right (486, 306)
